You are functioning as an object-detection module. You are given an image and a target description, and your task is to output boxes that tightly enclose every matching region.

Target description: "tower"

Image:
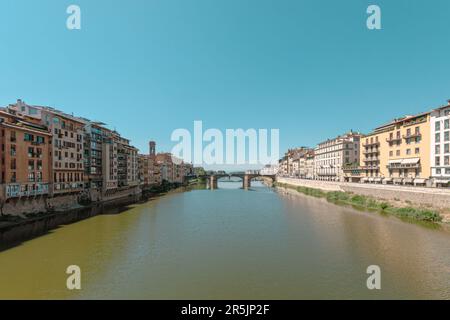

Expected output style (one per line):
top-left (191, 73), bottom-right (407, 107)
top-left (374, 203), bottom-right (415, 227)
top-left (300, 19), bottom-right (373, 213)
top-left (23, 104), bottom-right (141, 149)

top-left (149, 141), bottom-right (156, 157)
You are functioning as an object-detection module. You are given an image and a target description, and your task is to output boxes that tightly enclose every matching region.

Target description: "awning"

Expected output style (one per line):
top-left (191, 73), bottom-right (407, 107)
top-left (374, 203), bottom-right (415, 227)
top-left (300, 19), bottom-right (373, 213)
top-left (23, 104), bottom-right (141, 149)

top-left (388, 159), bottom-right (402, 165)
top-left (361, 178), bottom-right (368, 182)
top-left (383, 177), bottom-right (393, 182)
top-left (434, 179), bottom-right (450, 184)
top-left (374, 178), bottom-right (382, 182)
top-left (401, 158), bottom-right (420, 165)
top-left (393, 178), bottom-right (403, 182)
top-left (414, 178), bottom-right (426, 184)
top-left (404, 178), bottom-right (414, 183)
top-left (368, 178), bottom-right (374, 182)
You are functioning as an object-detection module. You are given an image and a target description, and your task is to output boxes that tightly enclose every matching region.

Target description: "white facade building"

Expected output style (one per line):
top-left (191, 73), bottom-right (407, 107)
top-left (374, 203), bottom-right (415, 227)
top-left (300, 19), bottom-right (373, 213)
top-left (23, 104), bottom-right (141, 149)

top-left (314, 131), bottom-right (361, 181)
top-left (430, 100), bottom-right (450, 186)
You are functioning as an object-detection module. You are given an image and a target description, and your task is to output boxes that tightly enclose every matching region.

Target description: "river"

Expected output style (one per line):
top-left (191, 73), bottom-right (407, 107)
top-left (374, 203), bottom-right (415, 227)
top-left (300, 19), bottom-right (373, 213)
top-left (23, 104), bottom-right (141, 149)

top-left (0, 181), bottom-right (449, 299)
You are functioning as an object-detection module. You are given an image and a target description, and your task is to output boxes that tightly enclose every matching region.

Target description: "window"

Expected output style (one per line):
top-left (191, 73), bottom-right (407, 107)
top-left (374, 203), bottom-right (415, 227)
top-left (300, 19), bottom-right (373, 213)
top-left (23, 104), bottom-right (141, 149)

top-left (445, 119), bottom-right (449, 130)
top-left (445, 131), bottom-right (449, 142)
top-left (436, 156), bottom-right (441, 166)
top-left (415, 148), bottom-right (420, 154)
top-left (10, 131), bottom-right (16, 142)
top-left (10, 145), bottom-right (16, 156)
top-left (436, 121), bottom-right (441, 131)
top-left (445, 144), bottom-right (450, 154)
top-left (24, 133), bottom-right (34, 142)
top-left (28, 160), bottom-right (34, 171)
top-left (436, 168), bottom-right (441, 174)
top-left (436, 133), bottom-right (441, 143)
top-left (406, 149), bottom-right (411, 155)
top-left (396, 150), bottom-right (400, 156)
top-left (445, 156), bottom-right (450, 166)
top-left (389, 151), bottom-right (393, 156)
top-left (446, 168), bottom-right (450, 174)
top-left (406, 128), bottom-right (411, 136)
top-left (415, 126), bottom-right (420, 134)
top-left (28, 147), bottom-right (34, 157)
top-left (36, 136), bottom-right (45, 144)
top-left (436, 145), bottom-right (440, 154)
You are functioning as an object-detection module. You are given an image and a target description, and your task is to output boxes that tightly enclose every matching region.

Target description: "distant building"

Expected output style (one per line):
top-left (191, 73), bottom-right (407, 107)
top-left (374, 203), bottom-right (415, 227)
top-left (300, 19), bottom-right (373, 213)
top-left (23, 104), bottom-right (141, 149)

top-left (260, 164), bottom-right (278, 175)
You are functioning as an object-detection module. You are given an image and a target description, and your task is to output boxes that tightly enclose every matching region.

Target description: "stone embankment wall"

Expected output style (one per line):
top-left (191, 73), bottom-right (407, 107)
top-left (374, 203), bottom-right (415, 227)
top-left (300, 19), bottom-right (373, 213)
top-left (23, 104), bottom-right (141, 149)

top-left (277, 177), bottom-right (450, 210)
top-left (1, 187), bottom-right (141, 217)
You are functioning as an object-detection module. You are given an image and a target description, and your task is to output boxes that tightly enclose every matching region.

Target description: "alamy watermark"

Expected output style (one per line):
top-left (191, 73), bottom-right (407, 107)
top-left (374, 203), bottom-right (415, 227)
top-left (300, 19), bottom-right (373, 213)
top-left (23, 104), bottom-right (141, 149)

top-left (171, 121), bottom-right (279, 166)
top-left (66, 5), bottom-right (81, 30)
top-left (65, 5), bottom-right (381, 31)
top-left (366, 265), bottom-right (381, 290)
top-left (66, 265), bottom-right (81, 290)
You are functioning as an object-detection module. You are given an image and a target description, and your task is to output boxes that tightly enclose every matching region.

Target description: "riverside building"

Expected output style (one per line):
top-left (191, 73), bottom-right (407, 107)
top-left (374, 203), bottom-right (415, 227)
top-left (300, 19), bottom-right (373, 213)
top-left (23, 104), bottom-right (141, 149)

top-left (314, 131), bottom-right (361, 182)
top-left (360, 112), bottom-right (431, 186)
top-left (0, 109), bottom-right (52, 202)
top-left (430, 100), bottom-right (450, 187)
top-left (8, 100), bottom-right (85, 195)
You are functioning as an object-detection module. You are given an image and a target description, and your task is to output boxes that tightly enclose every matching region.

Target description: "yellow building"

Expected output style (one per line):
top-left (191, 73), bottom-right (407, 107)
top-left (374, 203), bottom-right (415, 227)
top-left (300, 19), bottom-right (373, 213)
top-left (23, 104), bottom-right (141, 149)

top-left (358, 111), bottom-right (431, 186)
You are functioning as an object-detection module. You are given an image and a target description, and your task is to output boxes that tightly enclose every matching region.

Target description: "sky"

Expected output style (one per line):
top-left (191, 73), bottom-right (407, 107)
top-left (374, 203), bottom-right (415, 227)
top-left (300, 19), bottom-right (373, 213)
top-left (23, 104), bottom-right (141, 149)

top-left (1, 0), bottom-right (449, 170)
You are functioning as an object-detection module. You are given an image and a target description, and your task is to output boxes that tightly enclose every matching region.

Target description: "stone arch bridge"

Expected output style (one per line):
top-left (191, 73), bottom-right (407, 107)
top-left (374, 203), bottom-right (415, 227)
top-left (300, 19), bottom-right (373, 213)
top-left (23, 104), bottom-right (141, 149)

top-left (204, 174), bottom-right (276, 190)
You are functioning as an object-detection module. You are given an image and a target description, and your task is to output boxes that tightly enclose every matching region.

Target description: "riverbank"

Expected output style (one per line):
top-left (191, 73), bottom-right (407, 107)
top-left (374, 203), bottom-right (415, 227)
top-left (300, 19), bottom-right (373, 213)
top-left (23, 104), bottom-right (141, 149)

top-left (275, 182), bottom-right (444, 223)
top-left (0, 182), bottom-right (198, 250)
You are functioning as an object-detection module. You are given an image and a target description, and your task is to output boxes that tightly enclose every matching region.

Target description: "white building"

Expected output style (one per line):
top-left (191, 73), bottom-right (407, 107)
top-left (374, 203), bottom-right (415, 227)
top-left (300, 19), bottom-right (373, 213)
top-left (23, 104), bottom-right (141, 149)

top-left (314, 131), bottom-right (361, 181)
top-left (260, 164), bottom-right (279, 175)
top-left (430, 100), bottom-right (450, 186)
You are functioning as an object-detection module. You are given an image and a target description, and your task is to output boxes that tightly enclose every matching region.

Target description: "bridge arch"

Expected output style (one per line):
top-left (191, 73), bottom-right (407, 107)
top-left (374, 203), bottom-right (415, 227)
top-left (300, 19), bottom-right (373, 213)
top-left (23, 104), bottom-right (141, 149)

top-left (206, 174), bottom-right (276, 190)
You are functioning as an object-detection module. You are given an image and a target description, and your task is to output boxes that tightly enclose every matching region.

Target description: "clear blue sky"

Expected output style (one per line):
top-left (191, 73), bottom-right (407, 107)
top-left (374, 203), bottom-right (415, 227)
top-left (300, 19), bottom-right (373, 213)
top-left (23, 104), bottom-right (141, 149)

top-left (1, 0), bottom-right (449, 168)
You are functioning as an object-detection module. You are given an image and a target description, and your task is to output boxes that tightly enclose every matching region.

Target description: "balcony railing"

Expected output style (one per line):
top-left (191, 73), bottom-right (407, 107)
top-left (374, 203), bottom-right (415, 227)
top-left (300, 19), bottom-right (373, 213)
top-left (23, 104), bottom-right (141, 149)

top-left (5, 183), bottom-right (50, 198)
top-left (387, 163), bottom-right (420, 169)
top-left (361, 166), bottom-right (379, 170)
top-left (386, 137), bottom-right (402, 143)
top-left (362, 141), bottom-right (380, 147)
top-left (363, 150), bottom-right (379, 155)
top-left (364, 157), bottom-right (379, 162)
top-left (403, 132), bottom-right (422, 139)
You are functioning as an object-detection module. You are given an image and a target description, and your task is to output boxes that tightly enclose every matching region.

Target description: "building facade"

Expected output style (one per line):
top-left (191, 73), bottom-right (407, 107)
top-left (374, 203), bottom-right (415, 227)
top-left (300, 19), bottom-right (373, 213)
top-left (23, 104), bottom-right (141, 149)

top-left (0, 109), bottom-right (52, 201)
top-left (314, 131), bottom-right (361, 181)
top-left (359, 112), bottom-right (431, 185)
top-left (430, 100), bottom-right (450, 186)
top-left (8, 100), bottom-right (85, 195)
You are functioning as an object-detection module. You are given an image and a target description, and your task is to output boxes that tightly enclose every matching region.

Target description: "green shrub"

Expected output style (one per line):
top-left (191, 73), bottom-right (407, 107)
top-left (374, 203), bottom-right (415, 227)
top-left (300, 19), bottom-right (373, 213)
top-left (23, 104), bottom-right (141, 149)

top-left (276, 182), bottom-right (442, 223)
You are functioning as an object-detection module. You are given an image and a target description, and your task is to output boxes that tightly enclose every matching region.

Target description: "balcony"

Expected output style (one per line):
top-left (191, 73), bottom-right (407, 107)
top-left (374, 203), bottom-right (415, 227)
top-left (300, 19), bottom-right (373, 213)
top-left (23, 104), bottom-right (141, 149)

top-left (363, 141), bottom-right (380, 147)
top-left (387, 158), bottom-right (420, 169)
top-left (363, 150), bottom-right (379, 156)
top-left (361, 165), bottom-right (379, 170)
top-left (5, 183), bottom-right (50, 199)
top-left (386, 137), bottom-right (402, 143)
top-left (403, 132), bottom-right (422, 140)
